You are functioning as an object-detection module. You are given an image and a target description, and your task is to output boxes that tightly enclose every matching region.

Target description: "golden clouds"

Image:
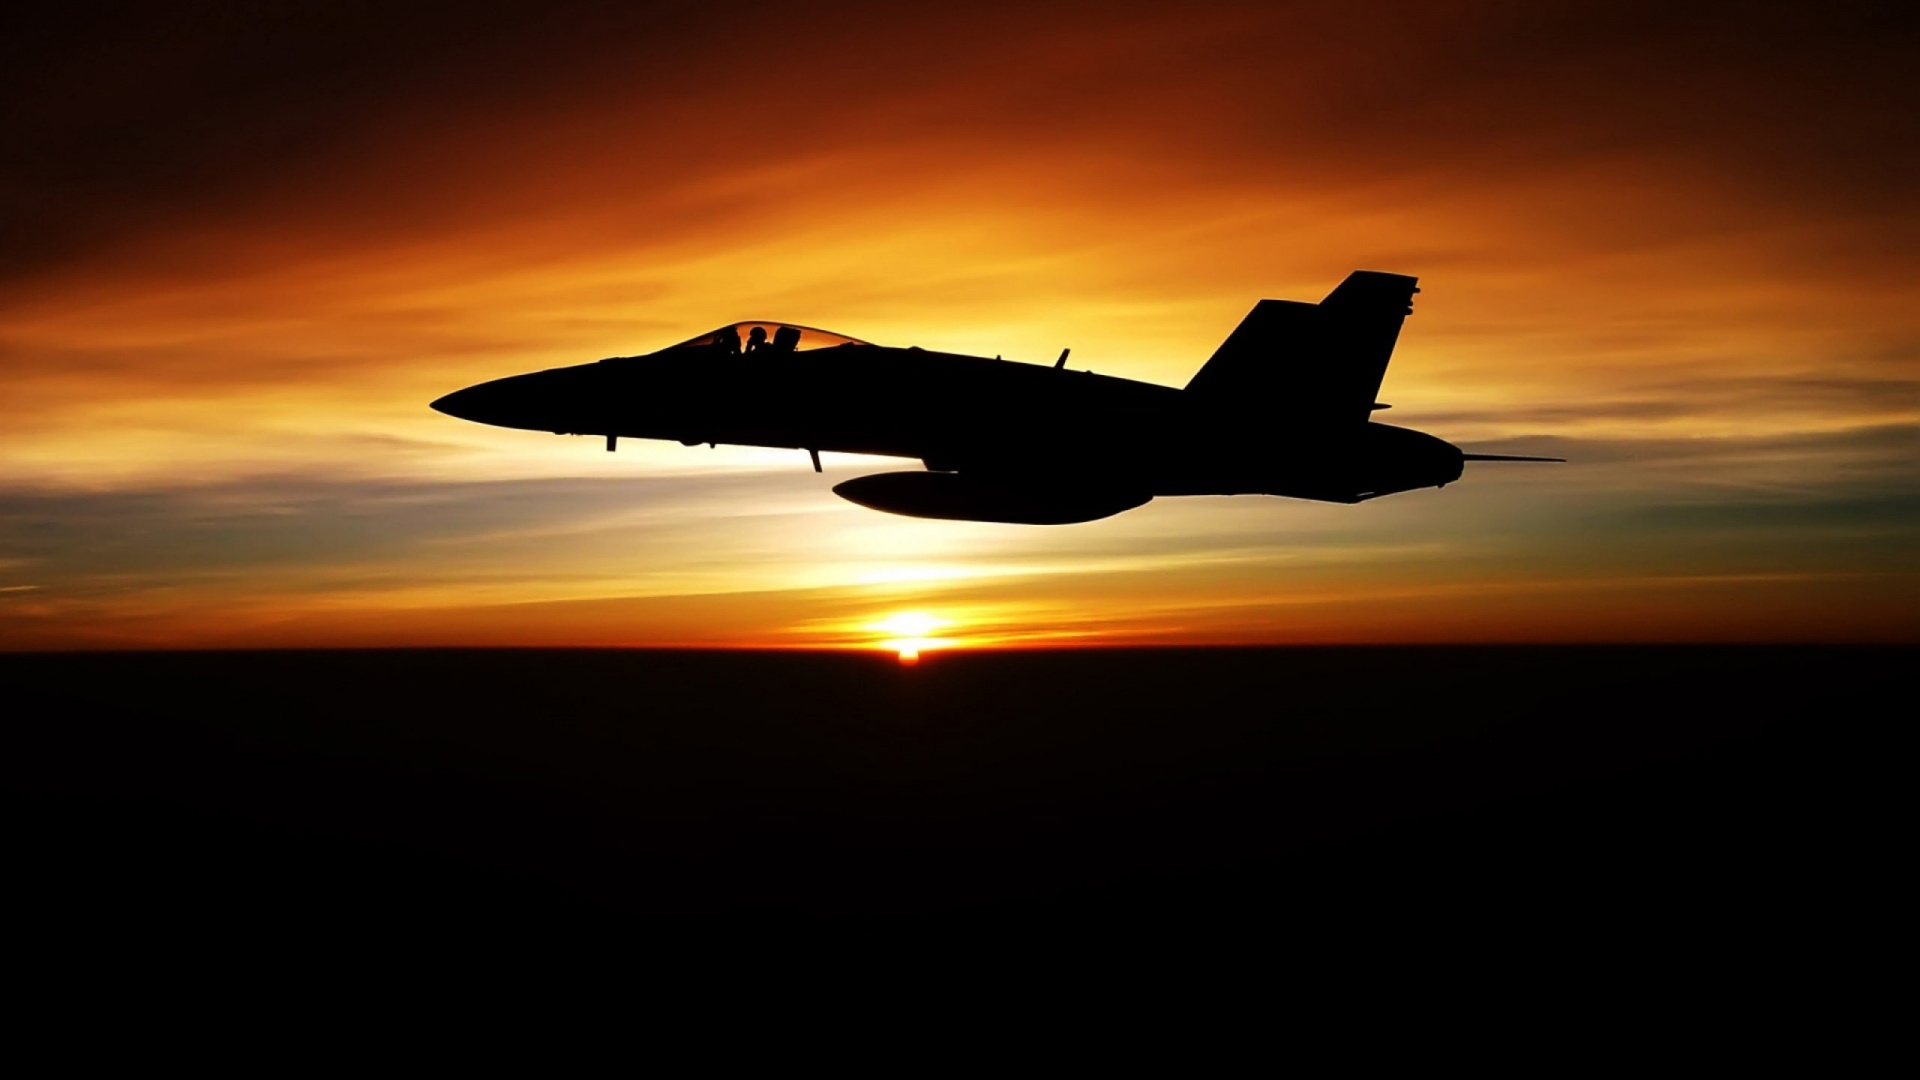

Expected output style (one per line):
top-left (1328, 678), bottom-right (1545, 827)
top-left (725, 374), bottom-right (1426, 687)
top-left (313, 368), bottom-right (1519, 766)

top-left (1, 1), bottom-right (1915, 647)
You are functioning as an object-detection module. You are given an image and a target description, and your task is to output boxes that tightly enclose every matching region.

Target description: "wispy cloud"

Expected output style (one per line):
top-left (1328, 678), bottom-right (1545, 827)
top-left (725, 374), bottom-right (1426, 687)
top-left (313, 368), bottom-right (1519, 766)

top-left (1, 1), bottom-right (1914, 646)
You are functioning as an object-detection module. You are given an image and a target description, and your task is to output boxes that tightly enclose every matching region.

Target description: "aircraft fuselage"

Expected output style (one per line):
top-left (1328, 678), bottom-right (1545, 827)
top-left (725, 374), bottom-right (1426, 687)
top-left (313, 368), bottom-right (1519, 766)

top-left (433, 341), bottom-right (1464, 508)
top-left (434, 274), bottom-right (1555, 523)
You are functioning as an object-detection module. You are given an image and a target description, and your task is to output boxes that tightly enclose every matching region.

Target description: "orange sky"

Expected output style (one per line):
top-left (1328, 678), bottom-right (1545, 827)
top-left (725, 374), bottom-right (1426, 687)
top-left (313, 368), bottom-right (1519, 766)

top-left (2, 0), bottom-right (1915, 650)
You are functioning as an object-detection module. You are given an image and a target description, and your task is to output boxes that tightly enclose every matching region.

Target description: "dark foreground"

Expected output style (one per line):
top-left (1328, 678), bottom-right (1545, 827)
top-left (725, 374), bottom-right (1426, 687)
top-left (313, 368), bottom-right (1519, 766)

top-left (2, 647), bottom-right (1903, 948)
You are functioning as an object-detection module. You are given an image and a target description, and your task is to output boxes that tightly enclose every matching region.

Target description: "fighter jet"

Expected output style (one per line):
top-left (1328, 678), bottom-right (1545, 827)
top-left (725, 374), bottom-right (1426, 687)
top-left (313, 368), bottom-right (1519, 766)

top-left (431, 271), bottom-right (1559, 524)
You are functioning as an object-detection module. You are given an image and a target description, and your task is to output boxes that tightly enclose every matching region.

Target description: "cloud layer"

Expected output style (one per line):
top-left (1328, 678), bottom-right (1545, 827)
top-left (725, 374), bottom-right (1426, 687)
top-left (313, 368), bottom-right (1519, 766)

top-left (3, 0), bottom-right (1915, 647)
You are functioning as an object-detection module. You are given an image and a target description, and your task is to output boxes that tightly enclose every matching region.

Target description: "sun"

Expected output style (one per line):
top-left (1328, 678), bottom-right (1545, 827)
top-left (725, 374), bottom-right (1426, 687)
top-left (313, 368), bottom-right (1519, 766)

top-left (868, 610), bottom-right (957, 664)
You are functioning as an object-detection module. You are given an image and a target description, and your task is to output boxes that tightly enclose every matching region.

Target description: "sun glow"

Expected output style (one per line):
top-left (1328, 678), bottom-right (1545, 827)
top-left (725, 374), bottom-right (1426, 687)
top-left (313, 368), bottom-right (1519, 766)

top-left (868, 610), bottom-right (957, 664)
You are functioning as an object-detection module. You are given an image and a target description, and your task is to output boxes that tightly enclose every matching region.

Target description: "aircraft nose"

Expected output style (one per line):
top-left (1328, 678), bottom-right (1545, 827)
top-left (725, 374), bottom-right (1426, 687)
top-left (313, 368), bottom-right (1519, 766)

top-left (432, 382), bottom-right (499, 424)
top-left (431, 371), bottom-right (575, 431)
top-left (430, 384), bottom-right (491, 423)
top-left (430, 365), bottom-right (616, 432)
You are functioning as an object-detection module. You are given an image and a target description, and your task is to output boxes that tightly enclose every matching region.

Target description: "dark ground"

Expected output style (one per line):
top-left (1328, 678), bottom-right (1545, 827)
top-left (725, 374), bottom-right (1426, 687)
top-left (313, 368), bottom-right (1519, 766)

top-left (1, 646), bottom-right (1904, 960)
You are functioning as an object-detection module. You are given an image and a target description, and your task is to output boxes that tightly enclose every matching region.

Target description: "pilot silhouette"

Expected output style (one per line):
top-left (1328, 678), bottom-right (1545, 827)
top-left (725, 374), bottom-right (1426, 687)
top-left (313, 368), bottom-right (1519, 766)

top-left (715, 326), bottom-right (742, 356)
top-left (745, 325), bottom-right (769, 353)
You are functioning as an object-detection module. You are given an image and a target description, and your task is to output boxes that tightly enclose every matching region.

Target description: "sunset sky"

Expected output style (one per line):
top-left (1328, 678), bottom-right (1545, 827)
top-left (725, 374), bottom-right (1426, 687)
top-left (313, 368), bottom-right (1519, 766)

top-left (3, 0), bottom-right (1914, 651)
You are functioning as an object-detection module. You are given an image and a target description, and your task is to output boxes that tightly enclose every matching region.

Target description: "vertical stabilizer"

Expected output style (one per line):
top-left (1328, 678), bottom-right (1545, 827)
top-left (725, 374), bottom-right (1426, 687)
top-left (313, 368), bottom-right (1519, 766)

top-left (1185, 270), bottom-right (1419, 427)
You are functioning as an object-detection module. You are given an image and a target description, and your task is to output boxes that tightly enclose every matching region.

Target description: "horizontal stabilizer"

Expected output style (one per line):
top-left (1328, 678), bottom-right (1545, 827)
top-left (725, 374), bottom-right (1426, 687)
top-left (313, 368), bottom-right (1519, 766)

top-left (1461, 453), bottom-right (1565, 462)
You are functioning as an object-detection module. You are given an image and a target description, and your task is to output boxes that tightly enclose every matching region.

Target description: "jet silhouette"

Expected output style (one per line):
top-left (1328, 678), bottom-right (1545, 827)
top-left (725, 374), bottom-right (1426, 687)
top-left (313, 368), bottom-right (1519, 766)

top-left (432, 271), bottom-right (1559, 523)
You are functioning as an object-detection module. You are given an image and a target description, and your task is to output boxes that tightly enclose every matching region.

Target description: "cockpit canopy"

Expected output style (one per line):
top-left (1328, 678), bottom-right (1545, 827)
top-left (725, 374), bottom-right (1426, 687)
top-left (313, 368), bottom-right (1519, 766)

top-left (671, 322), bottom-right (872, 356)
